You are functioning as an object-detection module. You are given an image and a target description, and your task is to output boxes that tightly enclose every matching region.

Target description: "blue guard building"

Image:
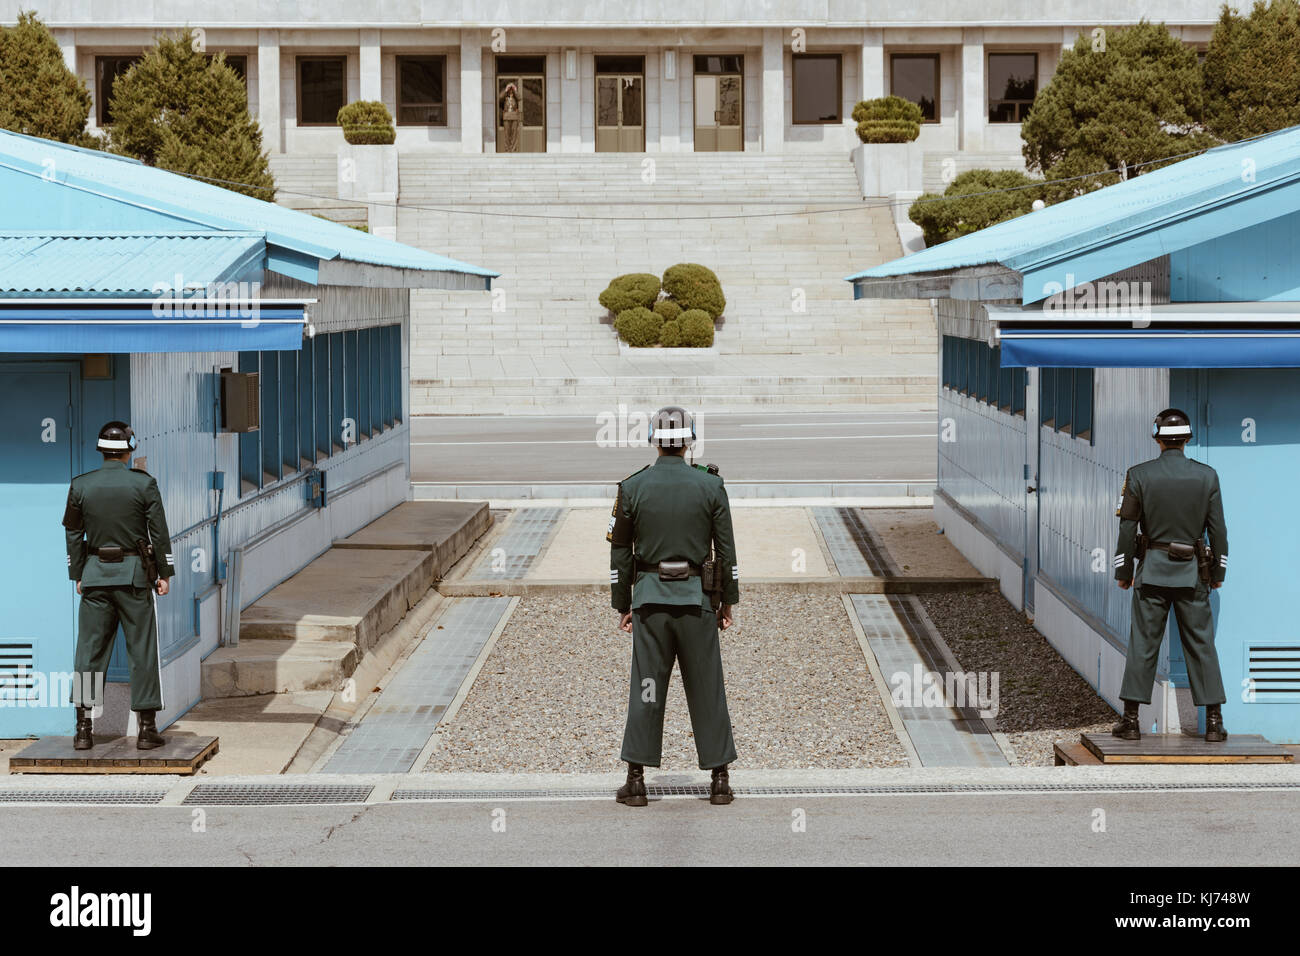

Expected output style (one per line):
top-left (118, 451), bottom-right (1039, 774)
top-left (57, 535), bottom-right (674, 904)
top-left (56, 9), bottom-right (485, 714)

top-left (849, 125), bottom-right (1300, 742)
top-left (0, 130), bottom-right (495, 738)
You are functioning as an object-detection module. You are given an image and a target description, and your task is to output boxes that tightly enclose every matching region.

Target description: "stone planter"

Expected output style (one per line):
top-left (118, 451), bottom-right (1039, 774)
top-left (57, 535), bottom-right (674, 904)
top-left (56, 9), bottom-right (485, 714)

top-left (337, 143), bottom-right (399, 240)
top-left (852, 141), bottom-right (923, 199)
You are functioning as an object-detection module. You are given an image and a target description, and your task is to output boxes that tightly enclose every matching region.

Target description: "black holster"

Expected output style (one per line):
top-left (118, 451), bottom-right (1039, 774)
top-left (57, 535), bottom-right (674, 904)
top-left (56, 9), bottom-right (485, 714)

top-left (1194, 541), bottom-right (1211, 584)
top-left (135, 538), bottom-right (158, 585)
top-left (701, 556), bottom-right (723, 612)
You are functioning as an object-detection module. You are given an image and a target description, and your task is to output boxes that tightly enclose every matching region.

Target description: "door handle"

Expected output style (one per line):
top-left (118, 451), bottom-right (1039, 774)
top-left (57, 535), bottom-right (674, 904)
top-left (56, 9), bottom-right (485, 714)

top-left (1026, 484), bottom-right (1037, 494)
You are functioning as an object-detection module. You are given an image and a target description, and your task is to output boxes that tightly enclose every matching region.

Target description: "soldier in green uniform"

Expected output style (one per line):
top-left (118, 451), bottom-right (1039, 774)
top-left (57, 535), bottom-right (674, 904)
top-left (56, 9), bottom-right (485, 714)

top-left (62, 421), bottom-right (176, 751)
top-left (1112, 408), bottom-right (1229, 743)
top-left (608, 406), bottom-right (739, 807)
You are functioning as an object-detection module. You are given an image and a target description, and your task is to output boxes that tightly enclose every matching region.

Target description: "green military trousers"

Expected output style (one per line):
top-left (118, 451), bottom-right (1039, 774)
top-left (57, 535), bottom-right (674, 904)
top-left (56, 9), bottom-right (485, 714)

top-left (1121, 581), bottom-right (1226, 706)
top-left (73, 585), bottom-right (163, 712)
top-left (620, 604), bottom-right (737, 770)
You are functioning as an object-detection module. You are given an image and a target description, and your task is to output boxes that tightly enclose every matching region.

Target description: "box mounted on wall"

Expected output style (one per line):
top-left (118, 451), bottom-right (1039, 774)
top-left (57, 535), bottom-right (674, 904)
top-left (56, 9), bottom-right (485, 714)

top-left (219, 369), bottom-right (260, 433)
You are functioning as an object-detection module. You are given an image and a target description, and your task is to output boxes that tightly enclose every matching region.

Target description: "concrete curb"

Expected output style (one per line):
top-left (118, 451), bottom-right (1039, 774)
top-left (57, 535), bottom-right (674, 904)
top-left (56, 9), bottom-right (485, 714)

top-left (437, 575), bottom-right (997, 597)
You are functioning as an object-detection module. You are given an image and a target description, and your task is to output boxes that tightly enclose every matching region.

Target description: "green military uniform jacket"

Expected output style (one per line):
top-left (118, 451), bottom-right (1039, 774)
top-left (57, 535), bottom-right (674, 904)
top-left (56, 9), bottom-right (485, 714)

top-left (1114, 447), bottom-right (1228, 588)
top-left (609, 456), bottom-right (740, 612)
top-left (63, 460), bottom-right (176, 588)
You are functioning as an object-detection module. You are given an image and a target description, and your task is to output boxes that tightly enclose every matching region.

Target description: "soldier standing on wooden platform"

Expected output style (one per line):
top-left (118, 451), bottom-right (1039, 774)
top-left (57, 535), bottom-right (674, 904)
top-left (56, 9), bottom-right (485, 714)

top-left (608, 405), bottom-right (740, 807)
top-left (1112, 408), bottom-right (1229, 743)
top-left (62, 421), bottom-right (175, 751)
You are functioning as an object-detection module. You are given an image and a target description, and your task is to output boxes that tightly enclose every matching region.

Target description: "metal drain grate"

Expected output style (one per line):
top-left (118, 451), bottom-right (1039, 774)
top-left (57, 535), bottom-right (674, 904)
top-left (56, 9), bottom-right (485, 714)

top-left (392, 781), bottom-right (1300, 801)
top-left (0, 789), bottom-right (166, 805)
top-left (182, 784), bottom-right (374, 806)
top-left (469, 507), bottom-right (562, 580)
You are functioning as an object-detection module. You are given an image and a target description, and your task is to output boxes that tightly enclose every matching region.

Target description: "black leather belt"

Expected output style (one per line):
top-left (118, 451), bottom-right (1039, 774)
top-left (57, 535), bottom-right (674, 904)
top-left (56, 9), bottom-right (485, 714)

top-left (635, 558), bottom-right (703, 576)
top-left (91, 545), bottom-right (130, 562)
top-left (1148, 540), bottom-right (1196, 559)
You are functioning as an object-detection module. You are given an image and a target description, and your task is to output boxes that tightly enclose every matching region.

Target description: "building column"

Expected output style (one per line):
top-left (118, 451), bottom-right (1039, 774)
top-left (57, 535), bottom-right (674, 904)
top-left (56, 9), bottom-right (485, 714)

top-left (959, 28), bottom-right (985, 152)
top-left (460, 30), bottom-right (482, 153)
top-left (860, 28), bottom-right (884, 102)
top-left (561, 47), bottom-right (581, 152)
top-left (659, 48), bottom-right (680, 152)
top-left (761, 28), bottom-right (783, 154)
top-left (257, 30), bottom-right (282, 153)
top-left (359, 29), bottom-right (381, 103)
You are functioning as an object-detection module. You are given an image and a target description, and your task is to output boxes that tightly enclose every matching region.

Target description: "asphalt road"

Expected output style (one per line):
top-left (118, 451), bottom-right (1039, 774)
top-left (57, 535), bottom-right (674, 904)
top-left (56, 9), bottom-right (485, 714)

top-left (410, 410), bottom-right (937, 484)
top-left (4, 790), bottom-right (1297, 866)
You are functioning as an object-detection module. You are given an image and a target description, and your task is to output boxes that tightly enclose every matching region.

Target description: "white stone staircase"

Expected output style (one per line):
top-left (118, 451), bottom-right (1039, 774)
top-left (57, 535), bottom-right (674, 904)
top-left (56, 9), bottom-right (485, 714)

top-left (270, 152), bottom-right (937, 412)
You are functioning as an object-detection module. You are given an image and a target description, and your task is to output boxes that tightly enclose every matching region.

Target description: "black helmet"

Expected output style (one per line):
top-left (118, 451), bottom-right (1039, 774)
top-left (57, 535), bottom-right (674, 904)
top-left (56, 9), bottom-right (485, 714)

top-left (649, 405), bottom-right (695, 448)
top-left (1152, 408), bottom-right (1192, 443)
top-left (96, 420), bottom-right (136, 454)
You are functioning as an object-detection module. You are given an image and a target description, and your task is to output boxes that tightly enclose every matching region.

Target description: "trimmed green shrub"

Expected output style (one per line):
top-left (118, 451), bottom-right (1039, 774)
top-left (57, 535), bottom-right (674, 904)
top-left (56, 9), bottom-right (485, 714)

top-left (852, 96), bottom-right (922, 144)
top-left (614, 306), bottom-right (663, 347)
top-left (661, 264), bottom-right (725, 319)
top-left (599, 273), bottom-right (661, 314)
top-left (659, 319), bottom-right (683, 348)
top-left (908, 168), bottom-right (1047, 246)
top-left (679, 309), bottom-right (715, 348)
top-left (653, 298), bottom-right (682, 322)
top-left (0, 11), bottom-right (96, 146)
top-left (337, 100), bottom-right (395, 144)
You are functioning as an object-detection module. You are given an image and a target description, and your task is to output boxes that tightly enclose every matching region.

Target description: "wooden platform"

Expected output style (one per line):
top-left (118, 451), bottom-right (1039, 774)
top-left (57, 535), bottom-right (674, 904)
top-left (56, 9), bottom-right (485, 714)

top-left (1070, 732), bottom-right (1294, 765)
top-left (8, 734), bottom-right (219, 775)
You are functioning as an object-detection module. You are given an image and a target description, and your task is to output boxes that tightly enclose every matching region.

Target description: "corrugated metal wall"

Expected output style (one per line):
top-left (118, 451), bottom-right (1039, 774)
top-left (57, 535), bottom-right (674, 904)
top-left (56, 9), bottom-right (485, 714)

top-left (1037, 367), bottom-right (1169, 639)
top-left (937, 299), bottom-right (1170, 641)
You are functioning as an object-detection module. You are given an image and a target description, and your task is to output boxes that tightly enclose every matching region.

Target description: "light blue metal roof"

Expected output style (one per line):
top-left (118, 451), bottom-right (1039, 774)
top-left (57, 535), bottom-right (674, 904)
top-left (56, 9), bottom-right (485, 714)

top-left (0, 232), bottom-right (265, 296)
top-left (848, 125), bottom-right (1300, 293)
top-left (0, 130), bottom-right (498, 288)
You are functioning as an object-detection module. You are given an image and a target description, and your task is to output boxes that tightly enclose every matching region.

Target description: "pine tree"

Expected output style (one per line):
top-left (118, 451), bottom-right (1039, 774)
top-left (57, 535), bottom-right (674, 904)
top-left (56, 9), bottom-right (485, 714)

top-left (0, 11), bottom-right (96, 146)
top-left (1203, 0), bottom-right (1300, 141)
top-left (108, 29), bottom-right (275, 200)
top-left (1021, 21), bottom-right (1216, 201)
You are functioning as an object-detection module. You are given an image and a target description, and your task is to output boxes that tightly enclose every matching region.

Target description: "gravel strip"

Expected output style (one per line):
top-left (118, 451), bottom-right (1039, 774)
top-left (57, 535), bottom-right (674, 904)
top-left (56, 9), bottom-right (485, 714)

top-left (917, 590), bottom-right (1116, 766)
top-left (423, 586), bottom-right (908, 772)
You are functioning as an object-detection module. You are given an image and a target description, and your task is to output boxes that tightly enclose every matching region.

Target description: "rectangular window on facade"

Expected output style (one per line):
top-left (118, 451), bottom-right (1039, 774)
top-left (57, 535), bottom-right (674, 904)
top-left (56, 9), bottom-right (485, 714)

top-left (397, 55), bottom-right (446, 125)
top-left (988, 52), bottom-right (1037, 123)
top-left (206, 53), bottom-right (247, 83)
top-left (890, 54), bottom-right (939, 122)
top-left (1011, 368), bottom-right (1026, 416)
top-left (1055, 367), bottom-right (1074, 434)
top-left (96, 55), bottom-right (142, 126)
top-left (238, 351), bottom-right (260, 495)
top-left (1040, 367), bottom-right (1056, 427)
top-left (1073, 367), bottom-right (1094, 442)
top-left (792, 54), bottom-right (842, 124)
top-left (298, 56), bottom-right (346, 126)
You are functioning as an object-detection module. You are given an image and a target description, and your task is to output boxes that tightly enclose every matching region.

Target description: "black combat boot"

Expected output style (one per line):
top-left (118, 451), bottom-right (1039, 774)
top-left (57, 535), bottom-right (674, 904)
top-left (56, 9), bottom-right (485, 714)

top-left (616, 763), bottom-right (648, 807)
top-left (1111, 701), bottom-right (1142, 741)
top-left (710, 764), bottom-right (734, 805)
top-left (73, 707), bottom-right (94, 751)
top-left (136, 710), bottom-right (167, 751)
top-left (1205, 704), bottom-right (1228, 743)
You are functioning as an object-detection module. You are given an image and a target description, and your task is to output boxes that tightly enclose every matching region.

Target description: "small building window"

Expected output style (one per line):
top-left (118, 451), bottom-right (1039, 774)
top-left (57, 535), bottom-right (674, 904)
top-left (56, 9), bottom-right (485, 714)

top-left (890, 54), bottom-right (939, 122)
top-left (238, 325), bottom-right (403, 497)
top-left (988, 52), bottom-right (1037, 123)
top-left (1040, 367), bottom-right (1057, 427)
top-left (397, 55), bottom-right (446, 126)
top-left (95, 55), bottom-right (142, 126)
top-left (298, 56), bottom-right (347, 126)
top-left (206, 53), bottom-right (247, 83)
top-left (1038, 367), bottom-right (1095, 443)
top-left (792, 53), bottom-right (842, 124)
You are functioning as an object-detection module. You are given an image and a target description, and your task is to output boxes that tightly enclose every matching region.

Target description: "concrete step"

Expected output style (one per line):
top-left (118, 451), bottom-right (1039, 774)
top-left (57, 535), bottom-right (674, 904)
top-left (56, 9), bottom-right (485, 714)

top-left (201, 639), bottom-right (359, 698)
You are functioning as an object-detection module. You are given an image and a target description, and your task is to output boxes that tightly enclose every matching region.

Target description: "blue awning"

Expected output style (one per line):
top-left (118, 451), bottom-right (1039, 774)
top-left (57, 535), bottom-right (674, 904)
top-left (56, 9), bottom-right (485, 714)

top-left (0, 302), bottom-right (307, 353)
top-left (998, 328), bottom-right (1300, 368)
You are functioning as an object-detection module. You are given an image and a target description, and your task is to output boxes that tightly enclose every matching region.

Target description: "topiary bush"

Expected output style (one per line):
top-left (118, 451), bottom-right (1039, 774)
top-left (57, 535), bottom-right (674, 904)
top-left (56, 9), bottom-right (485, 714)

top-left (600, 273), bottom-right (661, 314)
top-left (661, 263), bottom-right (725, 319)
top-left (908, 168), bottom-right (1047, 246)
top-left (614, 306), bottom-right (663, 347)
top-left (678, 309), bottom-right (715, 348)
top-left (337, 100), bottom-right (395, 144)
top-left (653, 298), bottom-right (682, 322)
top-left (852, 96), bottom-right (922, 144)
top-left (659, 319), bottom-right (683, 347)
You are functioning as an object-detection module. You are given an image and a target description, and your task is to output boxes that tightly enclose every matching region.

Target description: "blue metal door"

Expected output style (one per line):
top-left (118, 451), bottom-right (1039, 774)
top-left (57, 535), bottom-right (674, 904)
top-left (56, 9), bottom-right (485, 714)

top-left (1200, 368), bottom-right (1300, 742)
top-left (0, 362), bottom-right (79, 736)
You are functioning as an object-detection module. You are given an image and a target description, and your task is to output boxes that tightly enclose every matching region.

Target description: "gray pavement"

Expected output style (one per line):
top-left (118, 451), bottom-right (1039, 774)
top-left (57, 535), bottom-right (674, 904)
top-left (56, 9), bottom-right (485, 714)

top-left (3, 789), bottom-right (1297, 865)
top-left (410, 410), bottom-right (936, 485)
